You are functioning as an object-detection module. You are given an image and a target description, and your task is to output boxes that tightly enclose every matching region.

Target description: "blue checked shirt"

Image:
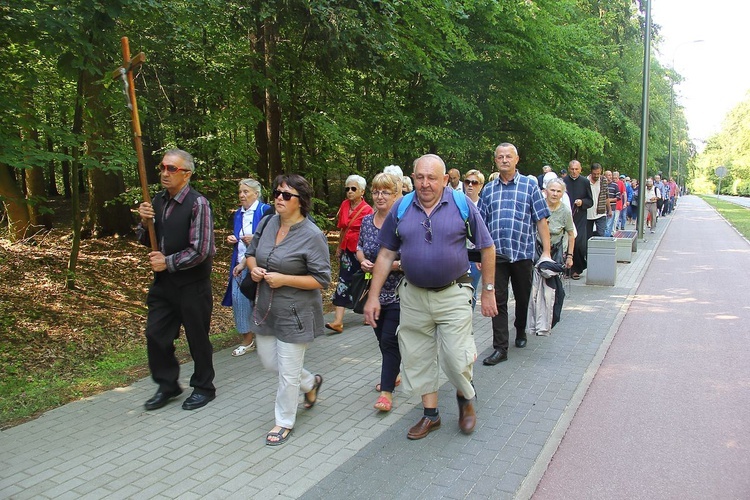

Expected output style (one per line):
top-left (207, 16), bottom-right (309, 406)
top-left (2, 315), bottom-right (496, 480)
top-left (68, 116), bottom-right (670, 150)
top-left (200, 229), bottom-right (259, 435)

top-left (478, 171), bottom-right (550, 262)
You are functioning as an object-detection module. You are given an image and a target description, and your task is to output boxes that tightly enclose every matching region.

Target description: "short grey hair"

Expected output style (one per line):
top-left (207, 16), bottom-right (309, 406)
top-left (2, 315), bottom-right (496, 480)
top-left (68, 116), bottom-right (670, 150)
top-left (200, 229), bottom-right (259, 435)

top-left (164, 149), bottom-right (194, 172)
top-left (239, 178), bottom-right (262, 198)
top-left (546, 177), bottom-right (566, 191)
top-left (383, 165), bottom-right (403, 178)
top-left (346, 174), bottom-right (367, 190)
top-left (402, 176), bottom-right (413, 191)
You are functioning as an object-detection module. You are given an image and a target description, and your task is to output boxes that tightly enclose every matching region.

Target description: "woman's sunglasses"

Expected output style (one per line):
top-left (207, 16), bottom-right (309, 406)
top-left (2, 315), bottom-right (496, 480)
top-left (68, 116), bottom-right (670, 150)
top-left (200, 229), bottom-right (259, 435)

top-left (273, 190), bottom-right (300, 201)
top-left (344, 186), bottom-right (358, 192)
top-left (464, 179), bottom-right (481, 186)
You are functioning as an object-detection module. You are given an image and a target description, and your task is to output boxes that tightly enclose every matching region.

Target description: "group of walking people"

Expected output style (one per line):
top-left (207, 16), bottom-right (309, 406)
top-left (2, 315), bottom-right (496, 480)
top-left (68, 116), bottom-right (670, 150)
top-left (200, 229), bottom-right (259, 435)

top-left (137, 143), bottom-right (661, 447)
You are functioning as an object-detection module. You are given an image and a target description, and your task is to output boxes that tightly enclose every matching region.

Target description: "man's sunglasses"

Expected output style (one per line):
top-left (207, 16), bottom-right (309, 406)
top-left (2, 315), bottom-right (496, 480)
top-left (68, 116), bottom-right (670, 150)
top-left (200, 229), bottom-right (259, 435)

top-left (464, 179), bottom-right (481, 186)
top-left (273, 190), bottom-right (301, 201)
top-left (159, 163), bottom-right (190, 173)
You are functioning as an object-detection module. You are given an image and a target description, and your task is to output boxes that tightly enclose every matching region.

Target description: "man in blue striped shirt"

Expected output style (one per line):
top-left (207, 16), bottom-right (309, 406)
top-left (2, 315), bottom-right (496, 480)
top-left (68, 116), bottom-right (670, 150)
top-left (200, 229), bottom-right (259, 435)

top-left (479, 143), bottom-right (551, 365)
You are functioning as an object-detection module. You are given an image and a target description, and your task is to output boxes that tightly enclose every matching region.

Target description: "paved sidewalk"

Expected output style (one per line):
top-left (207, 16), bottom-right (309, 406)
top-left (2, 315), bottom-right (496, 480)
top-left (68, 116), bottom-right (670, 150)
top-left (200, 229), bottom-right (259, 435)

top-left (1, 200), bottom-right (675, 499)
top-left (534, 195), bottom-right (750, 499)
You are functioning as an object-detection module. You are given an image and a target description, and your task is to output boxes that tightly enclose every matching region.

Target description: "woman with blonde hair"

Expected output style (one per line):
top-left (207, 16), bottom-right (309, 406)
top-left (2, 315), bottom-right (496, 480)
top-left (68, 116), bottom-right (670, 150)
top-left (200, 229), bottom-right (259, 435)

top-left (357, 173), bottom-right (402, 411)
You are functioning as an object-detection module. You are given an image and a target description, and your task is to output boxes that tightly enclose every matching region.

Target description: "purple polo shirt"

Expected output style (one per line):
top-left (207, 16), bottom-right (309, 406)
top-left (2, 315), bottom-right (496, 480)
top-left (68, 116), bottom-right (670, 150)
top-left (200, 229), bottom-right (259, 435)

top-left (378, 188), bottom-right (493, 288)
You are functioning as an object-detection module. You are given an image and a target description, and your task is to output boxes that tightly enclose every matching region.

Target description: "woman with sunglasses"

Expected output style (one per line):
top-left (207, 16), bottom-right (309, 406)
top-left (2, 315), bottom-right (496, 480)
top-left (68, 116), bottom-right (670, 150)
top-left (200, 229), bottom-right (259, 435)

top-left (241, 174), bottom-right (331, 446)
top-left (326, 175), bottom-right (373, 334)
top-left (222, 179), bottom-right (271, 357)
top-left (357, 173), bottom-right (403, 412)
top-left (464, 170), bottom-right (485, 308)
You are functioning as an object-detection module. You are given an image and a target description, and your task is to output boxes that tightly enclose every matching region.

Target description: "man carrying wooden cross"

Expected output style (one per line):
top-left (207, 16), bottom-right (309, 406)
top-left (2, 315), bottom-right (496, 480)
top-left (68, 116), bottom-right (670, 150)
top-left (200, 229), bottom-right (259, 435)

top-left (137, 149), bottom-right (217, 411)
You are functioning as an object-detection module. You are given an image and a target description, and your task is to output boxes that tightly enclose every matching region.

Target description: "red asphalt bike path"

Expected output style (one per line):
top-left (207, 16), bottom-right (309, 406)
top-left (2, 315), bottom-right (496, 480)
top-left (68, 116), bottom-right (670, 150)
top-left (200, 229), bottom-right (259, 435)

top-left (534, 195), bottom-right (750, 499)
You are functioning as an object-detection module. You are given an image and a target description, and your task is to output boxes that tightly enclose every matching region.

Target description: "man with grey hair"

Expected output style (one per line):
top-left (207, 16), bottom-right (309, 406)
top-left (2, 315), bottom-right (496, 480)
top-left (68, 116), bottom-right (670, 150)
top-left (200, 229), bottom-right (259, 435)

top-left (137, 149), bottom-right (217, 411)
top-left (365, 154), bottom-right (498, 440)
top-left (537, 165), bottom-right (553, 187)
top-left (479, 143), bottom-right (551, 365)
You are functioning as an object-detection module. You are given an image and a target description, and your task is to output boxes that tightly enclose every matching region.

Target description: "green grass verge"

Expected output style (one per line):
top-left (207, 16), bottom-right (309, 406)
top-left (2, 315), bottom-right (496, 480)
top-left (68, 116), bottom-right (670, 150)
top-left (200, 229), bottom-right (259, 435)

top-left (698, 195), bottom-right (750, 240)
top-left (0, 330), bottom-right (238, 429)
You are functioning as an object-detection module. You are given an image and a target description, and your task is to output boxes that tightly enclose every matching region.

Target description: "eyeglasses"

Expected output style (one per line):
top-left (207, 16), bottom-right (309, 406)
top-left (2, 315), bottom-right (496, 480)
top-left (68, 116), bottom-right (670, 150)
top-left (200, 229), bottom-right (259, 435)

top-left (159, 163), bottom-right (190, 173)
top-left (344, 186), bottom-right (358, 192)
top-left (422, 217), bottom-right (432, 244)
top-left (371, 190), bottom-right (393, 198)
top-left (273, 190), bottom-right (301, 201)
top-left (464, 179), bottom-right (481, 186)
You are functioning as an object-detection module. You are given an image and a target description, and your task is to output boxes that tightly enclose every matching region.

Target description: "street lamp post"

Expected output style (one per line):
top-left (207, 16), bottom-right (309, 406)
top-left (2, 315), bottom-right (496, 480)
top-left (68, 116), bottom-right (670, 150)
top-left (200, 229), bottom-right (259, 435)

top-left (667, 39), bottom-right (704, 180)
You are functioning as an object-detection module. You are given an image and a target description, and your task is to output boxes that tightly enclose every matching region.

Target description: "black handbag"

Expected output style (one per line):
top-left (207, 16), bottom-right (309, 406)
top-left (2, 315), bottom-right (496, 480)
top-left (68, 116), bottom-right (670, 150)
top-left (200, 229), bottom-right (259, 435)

top-left (239, 215), bottom-right (272, 303)
top-left (349, 270), bottom-right (371, 314)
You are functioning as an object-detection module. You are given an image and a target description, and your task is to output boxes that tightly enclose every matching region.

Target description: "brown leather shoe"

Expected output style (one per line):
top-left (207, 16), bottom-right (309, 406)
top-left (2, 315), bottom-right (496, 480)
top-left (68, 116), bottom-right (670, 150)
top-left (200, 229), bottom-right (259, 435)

top-left (407, 416), bottom-right (441, 440)
top-left (458, 399), bottom-right (476, 434)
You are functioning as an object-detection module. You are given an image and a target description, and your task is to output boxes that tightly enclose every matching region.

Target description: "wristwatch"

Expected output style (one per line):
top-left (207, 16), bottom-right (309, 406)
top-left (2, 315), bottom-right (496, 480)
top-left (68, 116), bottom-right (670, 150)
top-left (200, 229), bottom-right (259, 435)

top-left (484, 283), bottom-right (495, 291)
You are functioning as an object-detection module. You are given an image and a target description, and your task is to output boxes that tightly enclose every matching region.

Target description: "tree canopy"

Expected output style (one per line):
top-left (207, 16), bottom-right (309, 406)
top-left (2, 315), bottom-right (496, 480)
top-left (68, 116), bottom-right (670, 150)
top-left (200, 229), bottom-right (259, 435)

top-left (2, 0), bottom-right (688, 241)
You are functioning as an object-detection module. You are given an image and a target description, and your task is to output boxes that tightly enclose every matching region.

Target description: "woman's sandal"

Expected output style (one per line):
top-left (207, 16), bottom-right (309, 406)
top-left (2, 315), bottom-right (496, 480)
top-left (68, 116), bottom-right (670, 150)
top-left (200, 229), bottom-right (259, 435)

top-left (304, 374), bottom-right (323, 409)
top-left (231, 341), bottom-right (256, 357)
top-left (265, 427), bottom-right (292, 446)
top-left (325, 323), bottom-right (344, 334)
top-left (374, 395), bottom-right (392, 412)
top-left (375, 376), bottom-right (401, 393)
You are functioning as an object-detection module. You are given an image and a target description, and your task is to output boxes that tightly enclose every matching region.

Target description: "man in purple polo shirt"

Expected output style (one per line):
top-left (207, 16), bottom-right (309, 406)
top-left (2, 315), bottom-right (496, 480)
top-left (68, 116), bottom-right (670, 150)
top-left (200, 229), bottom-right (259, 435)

top-left (364, 154), bottom-right (498, 440)
top-left (479, 142), bottom-right (551, 366)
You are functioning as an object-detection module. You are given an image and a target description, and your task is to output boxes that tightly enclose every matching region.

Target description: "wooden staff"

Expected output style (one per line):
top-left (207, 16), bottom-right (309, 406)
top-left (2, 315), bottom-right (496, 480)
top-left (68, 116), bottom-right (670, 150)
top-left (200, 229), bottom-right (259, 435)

top-left (112, 36), bottom-right (157, 251)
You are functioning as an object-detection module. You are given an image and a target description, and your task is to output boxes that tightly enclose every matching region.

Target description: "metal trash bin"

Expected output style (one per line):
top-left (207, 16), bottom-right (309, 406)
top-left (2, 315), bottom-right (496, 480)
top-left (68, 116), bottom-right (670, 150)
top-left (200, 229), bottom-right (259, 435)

top-left (587, 236), bottom-right (616, 286)
top-left (615, 237), bottom-right (632, 263)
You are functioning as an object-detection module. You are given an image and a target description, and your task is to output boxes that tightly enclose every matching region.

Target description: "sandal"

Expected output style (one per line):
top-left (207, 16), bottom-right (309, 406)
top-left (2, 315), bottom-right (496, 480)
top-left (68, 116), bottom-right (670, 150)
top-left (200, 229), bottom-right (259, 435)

top-left (265, 427), bottom-right (292, 446)
top-left (325, 323), bottom-right (343, 334)
top-left (231, 341), bottom-right (256, 357)
top-left (374, 395), bottom-right (392, 412)
top-left (571, 273), bottom-right (580, 280)
top-left (375, 376), bottom-right (401, 393)
top-left (304, 374), bottom-right (323, 409)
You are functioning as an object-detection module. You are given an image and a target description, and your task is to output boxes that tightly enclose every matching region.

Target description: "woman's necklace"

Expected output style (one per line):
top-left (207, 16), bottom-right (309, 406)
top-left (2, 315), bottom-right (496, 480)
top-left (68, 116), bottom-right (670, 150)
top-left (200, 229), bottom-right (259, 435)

top-left (373, 211), bottom-right (387, 228)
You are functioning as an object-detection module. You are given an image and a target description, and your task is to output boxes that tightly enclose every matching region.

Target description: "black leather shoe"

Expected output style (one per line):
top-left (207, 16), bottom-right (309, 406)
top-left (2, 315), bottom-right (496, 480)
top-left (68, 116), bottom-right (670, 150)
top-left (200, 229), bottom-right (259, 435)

top-left (144, 388), bottom-right (183, 411)
top-left (182, 392), bottom-right (215, 410)
top-left (515, 337), bottom-right (527, 348)
top-left (482, 350), bottom-right (507, 366)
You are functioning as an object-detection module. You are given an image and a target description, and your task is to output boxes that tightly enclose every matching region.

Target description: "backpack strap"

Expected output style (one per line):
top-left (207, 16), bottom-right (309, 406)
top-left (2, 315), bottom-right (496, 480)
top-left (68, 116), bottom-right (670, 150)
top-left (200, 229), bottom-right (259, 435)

top-left (396, 189), bottom-right (472, 238)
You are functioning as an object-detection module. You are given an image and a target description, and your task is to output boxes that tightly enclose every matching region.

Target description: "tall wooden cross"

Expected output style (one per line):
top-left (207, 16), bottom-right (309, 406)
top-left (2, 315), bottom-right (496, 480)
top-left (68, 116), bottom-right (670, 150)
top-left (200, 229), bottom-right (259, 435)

top-left (111, 36), bottom-right (157, 251)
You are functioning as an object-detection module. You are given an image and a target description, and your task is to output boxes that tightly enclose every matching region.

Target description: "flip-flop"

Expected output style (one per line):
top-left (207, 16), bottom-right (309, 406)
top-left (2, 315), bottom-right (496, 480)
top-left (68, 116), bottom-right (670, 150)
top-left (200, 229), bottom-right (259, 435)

top-left (304, 374), bottom-right (323, 409)
top-left (265, 427), bottom-right (292, 446)
top-left (374, 395), bottom-right (392, 412)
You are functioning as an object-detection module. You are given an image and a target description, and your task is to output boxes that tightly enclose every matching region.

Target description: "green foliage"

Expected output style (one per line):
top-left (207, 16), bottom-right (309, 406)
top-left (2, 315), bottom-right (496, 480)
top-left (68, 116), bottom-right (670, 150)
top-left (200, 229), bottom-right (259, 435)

top-left (690, 92), bottom-right (750, 194)
top-left (2, 0), bottom-right (684, 225)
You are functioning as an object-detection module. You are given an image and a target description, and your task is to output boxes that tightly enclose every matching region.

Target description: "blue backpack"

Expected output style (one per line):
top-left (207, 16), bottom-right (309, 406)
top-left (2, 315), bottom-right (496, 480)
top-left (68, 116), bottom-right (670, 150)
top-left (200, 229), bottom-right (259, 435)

top-left (396, 190), bottom-right (472, 238)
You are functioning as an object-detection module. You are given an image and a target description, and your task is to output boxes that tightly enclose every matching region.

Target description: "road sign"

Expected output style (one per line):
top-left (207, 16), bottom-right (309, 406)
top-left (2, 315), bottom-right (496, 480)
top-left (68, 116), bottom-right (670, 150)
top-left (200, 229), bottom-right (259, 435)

top-left (715, 166), bottom-right (728, 178)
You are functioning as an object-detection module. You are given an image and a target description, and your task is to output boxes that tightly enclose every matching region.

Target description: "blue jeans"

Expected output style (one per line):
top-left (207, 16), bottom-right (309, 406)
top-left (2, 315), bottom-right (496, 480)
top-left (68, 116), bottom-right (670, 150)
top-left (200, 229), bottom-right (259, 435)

top-left (469, 262), bottom-right (481, 309)
top-left (605, 214), bottom-right (616, 237)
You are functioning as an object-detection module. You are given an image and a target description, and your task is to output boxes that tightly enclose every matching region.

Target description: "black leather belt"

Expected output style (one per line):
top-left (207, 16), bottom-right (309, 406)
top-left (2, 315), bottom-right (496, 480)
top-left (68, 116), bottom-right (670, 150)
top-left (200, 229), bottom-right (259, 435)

top-left (417, 274), bottom-right (472, 292)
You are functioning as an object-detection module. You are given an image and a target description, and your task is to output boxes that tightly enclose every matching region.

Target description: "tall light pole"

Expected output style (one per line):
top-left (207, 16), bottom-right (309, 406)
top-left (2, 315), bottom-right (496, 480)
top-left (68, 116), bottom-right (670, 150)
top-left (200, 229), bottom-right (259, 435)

top-left (636, 0), bottom-right (652, 239)
top-left (667, 39), bottom-right (704, 180)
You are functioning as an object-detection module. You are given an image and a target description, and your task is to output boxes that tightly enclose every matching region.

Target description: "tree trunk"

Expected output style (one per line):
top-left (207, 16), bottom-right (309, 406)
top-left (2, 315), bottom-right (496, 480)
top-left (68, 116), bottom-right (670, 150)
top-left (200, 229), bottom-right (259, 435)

top-left (0, 163), bottom-right (31, 241)
top-left (24, 128), bottom-right (53, 231)
top-left (81, 68), bottom-right (131, 238)
top-left (46, 112), bottom-right (60, 197)
top-left (264, 19), bottom-right (282, 180)
top-left (66, 71), bottom-right (85, 290)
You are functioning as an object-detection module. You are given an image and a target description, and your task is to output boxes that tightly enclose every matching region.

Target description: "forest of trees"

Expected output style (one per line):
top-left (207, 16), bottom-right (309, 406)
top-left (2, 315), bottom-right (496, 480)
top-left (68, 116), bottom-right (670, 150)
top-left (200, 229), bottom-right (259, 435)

top-left (1, 0), bottom-right (690, 243)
